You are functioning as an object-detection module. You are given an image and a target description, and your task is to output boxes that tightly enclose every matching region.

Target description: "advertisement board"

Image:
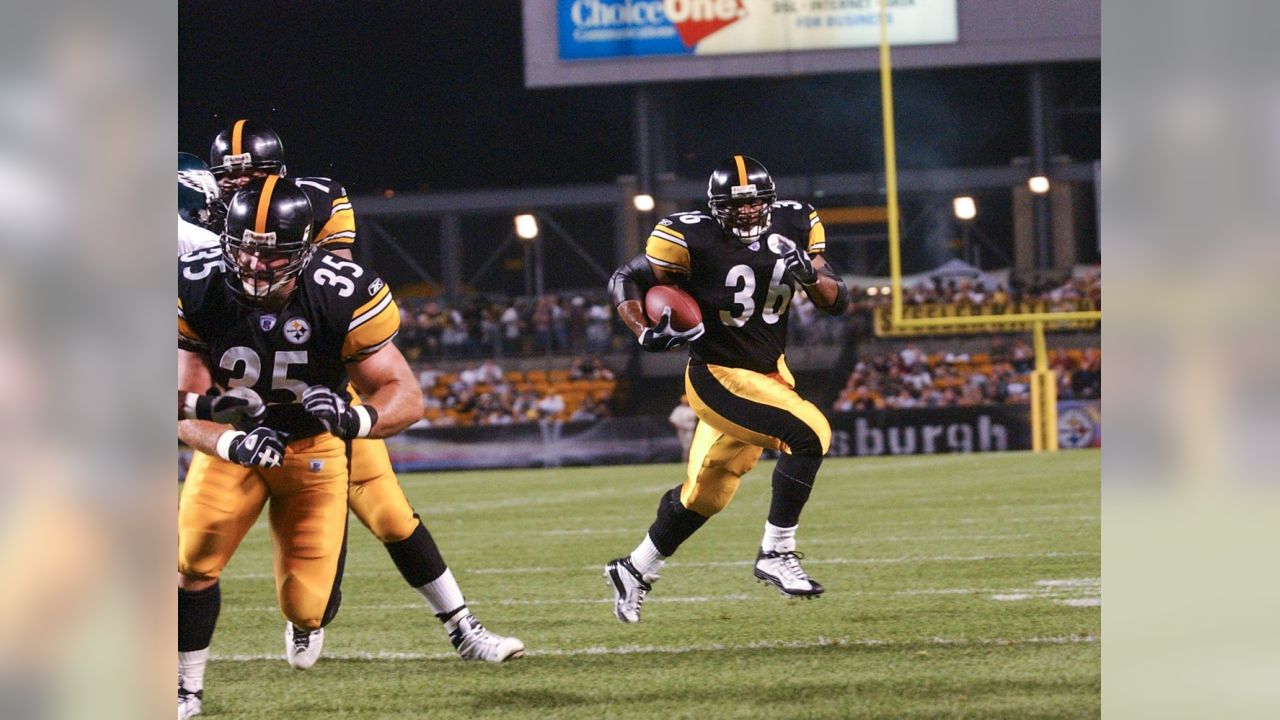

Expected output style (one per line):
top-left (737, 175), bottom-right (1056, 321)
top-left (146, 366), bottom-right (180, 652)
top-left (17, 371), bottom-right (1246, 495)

top-left (558, 0), bottom-right (958, 60)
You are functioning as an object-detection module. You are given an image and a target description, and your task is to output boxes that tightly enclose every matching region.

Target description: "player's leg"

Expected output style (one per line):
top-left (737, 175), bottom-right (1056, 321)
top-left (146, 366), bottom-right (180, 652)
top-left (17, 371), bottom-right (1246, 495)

top-left (347, 437), bottom-right (523, 662)
top-left (263, 435), bottom-right (350, 670)
top-left (177, 451), bottom-right (269, 716)
top-left (606, 421), bottom-right (763, 623)
top-left (685, 361), bottom-right (831, 597)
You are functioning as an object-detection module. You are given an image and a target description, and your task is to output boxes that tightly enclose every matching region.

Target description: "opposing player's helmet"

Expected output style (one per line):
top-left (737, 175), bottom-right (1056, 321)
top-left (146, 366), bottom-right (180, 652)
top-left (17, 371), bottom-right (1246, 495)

top-left (178, 152), bottom-right (225, 231)
top-left (707, 155), bottom-right (776, 244)
top-left (222, 175), bottom-right (314, 304)
top-left (209, 119), bottom-right (286, 180)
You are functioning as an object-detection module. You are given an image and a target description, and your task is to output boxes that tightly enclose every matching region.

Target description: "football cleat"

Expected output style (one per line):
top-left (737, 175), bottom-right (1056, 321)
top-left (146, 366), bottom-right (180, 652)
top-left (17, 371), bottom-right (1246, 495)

top-left (450, 614), bottom-right (525, 662)
top-left (178, 683), bottom-right (202, 719)
top-left (604, 556), bottom-right (658, 623)
top-left (285, 622), bottom-right (325, 670)
top-left (754, 549), bottom-right (825, 597)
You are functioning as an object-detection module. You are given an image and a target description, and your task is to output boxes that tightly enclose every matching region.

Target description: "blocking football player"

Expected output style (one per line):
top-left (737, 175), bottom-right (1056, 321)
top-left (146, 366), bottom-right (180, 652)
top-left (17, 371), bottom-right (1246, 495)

top-left (603, 155), bottom-right (850, 623)
top-left (204, 120), bottom-right (523, 665)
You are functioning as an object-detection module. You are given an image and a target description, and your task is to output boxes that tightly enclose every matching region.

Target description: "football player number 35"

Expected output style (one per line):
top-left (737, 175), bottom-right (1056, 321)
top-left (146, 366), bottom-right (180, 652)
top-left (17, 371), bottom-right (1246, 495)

top-left (220, 347), bottom-right (309, 402)
top-left (312, 255), bottom-right (363, 297)
top-left (720, 260), bottom-right (791, 327)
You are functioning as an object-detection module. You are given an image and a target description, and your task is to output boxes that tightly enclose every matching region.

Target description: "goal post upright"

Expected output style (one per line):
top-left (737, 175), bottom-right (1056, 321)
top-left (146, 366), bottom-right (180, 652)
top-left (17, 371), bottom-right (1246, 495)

top-left (876, 1), bottom-right (1094, 451)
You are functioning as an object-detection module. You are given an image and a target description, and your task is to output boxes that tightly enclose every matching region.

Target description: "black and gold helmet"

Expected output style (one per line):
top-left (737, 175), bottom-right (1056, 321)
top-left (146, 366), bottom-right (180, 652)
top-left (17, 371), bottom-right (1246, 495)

top-left (221, 175), bottom-right (313, 304)
top-left (209, 119), bottom-right (286, 181)
top-left (707, 155), bottom-right (776, 244)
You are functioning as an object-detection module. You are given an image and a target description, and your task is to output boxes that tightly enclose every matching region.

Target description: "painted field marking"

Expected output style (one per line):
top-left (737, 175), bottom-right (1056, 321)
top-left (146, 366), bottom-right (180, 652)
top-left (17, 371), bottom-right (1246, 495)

top-left (211, 633), bottom-right (1098, 662)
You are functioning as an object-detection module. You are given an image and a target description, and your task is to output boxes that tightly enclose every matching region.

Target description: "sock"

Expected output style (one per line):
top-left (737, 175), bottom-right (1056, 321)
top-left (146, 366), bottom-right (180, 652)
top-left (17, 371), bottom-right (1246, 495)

top-left (761, 522), bottom-right (798, 554)
top-left (415, 568), bottom-right (469, 631)
top-left (178, 648), bottom-right (209, 694)
top-left (628, 534), bottom-right (666, 576)
top-left (178, 583), bottom-right (220, 693)
top-left (384, 519), bottom-right (449, 588)
top-left (768, 453), bottom-right (823, 528)
top-left (647, 485), bottom-right (710, 556)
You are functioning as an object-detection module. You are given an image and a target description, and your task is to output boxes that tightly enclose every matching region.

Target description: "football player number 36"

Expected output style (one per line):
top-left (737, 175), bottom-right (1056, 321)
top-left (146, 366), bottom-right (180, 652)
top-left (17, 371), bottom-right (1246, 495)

top-left (312, 255), bottom-right (363, 297)
top-left (220, 347), bottom-right (309, 402)
top-left (720, 260), bottom-right (791, 327)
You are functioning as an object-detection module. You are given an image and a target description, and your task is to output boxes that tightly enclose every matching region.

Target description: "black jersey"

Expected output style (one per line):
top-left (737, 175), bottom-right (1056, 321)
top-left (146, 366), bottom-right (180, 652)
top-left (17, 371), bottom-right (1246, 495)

top-left (645, 201), bottom-right (827, 374)
top-left (293, 176), bottom-right (356, 250)
top-left (178, 246), bottom-right (399, 438)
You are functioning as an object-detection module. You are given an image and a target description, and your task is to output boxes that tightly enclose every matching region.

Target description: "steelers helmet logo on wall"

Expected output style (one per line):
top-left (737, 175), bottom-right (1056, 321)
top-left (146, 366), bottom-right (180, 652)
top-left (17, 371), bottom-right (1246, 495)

top-left (209, 119), bottom-right (286, 179)
top-left (707, 155), bottom-right (776, 244)
top-left (221, 175), bottom-right (314, 304)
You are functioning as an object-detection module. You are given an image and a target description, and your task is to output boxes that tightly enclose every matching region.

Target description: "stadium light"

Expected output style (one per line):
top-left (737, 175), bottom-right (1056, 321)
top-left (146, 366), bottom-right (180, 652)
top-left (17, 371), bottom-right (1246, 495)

top-left (867, 286), bottom-right (879, 296)
top-left (952, 196), bottom-right (977, 221)
top-left (633, 193), bottom-right (655, 212)
top-left (1028, 175), bottom-right (1051, 194)
top-left (514, 213), bottom-right (539, 240)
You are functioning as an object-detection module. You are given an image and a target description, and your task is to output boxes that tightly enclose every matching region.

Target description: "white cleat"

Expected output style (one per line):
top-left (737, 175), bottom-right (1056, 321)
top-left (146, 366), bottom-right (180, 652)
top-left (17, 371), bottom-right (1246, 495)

top-left (604, 556), bottom-right (658, 623)
top-left (450, 614), bottom-right (525, 662)
top-left (285, 621), bottom-right (325, 669)
top-left (754, 549), bottom-right (825, 597)
top-left (178, 684), bottom-right (202, 719)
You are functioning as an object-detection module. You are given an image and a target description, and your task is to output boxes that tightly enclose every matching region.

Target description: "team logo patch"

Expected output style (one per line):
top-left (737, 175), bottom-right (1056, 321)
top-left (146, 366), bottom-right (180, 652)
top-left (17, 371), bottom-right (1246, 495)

top-left (259, 313), bottom-right (277, 332)
top-left (368, 277), bottom-right (384, 296)
top-left (766, 233), bottom-right (796, 256)
top-left (284, 317), bottom-right (311, 344)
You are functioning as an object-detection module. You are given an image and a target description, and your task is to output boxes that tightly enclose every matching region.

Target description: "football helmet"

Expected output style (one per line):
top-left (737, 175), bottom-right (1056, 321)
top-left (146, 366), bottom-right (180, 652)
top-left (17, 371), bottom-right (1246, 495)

top-left (707, 155), bottom-right (776, 244)
top-left (221, 175), bottom-right (314, 303)
top-left (178, 152), bottom-right (225, 231)
top-left (209, 119), bottom-right (286, 182)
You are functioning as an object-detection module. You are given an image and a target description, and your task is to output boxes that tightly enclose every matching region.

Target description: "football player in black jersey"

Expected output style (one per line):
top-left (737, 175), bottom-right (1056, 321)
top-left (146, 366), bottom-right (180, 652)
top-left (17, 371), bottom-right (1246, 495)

top-left (205, 121), bottom-right (523, 667)
top-left (604, 156), bottom-right (850, 623)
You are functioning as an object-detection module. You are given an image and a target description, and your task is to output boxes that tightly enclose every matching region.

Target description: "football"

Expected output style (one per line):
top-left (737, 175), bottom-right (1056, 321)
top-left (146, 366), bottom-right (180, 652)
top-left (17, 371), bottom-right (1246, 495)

top-left (645, 285), bottom-right (702, 331)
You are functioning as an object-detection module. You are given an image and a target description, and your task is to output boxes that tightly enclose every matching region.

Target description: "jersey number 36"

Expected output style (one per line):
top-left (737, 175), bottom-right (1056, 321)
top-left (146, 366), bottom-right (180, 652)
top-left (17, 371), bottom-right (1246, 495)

top-left (720, 260), bottom-right (792, 327)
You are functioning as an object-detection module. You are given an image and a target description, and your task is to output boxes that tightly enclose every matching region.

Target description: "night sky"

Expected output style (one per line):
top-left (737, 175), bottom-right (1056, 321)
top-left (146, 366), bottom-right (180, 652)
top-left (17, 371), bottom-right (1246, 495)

top-left (179, 1), bottom-right (1099, 289)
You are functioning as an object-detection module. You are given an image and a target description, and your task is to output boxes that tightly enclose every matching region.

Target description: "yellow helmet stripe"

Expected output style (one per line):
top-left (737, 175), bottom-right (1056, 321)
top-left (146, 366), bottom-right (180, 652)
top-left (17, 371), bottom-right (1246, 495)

top-left (734, 155), bottom-right (748, 186)
top-left (232, 119), bottom-right (247, 156)
top-left (255, 175), bottom-right (279, 234)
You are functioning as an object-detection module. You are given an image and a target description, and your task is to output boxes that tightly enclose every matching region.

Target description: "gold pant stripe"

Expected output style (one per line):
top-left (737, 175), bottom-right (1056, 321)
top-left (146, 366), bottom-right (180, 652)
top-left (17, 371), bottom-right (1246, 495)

top-left (680, 421), bottom-right (762, 516)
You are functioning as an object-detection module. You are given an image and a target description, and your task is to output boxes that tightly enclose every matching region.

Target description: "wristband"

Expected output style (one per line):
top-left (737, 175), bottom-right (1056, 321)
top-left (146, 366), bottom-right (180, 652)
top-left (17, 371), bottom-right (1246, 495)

top-left (215, 430), bottom-right (246, 462)
top-left (181, 392), bottom-right (216, 421)
top-left (353, 405), bottom-right (378, 438)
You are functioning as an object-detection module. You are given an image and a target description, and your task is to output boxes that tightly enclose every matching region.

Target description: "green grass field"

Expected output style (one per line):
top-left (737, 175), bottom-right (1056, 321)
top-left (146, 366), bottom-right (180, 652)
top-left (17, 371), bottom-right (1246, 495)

top-left (202, 449), bottom-right (1100, 719)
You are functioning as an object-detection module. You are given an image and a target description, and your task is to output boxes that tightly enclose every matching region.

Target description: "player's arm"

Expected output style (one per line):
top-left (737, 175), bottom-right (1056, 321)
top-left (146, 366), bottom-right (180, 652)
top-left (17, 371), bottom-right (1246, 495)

top-left (798, 255), bottom-right (850, 316)
top-left (781, 205), bottom-right (849, 315)
top-left (344, 343), bottom-right (423, 438)
top-left (178, 350), bottom-right (284, 466)
top-left (608, 252), bottom-right (702, 351)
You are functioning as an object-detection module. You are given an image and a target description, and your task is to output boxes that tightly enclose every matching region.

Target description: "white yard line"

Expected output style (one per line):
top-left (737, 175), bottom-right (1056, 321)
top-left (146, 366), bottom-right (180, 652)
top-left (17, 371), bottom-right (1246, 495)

top-left (221, 550), bottom-right (1098, 580)
top-left (210, 633), bottom-right (1098, 662)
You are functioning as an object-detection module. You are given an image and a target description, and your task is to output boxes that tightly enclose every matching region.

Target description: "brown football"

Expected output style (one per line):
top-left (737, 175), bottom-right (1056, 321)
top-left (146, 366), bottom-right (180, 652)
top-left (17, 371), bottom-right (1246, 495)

top-left (645, 285), bottom-right (702, 332)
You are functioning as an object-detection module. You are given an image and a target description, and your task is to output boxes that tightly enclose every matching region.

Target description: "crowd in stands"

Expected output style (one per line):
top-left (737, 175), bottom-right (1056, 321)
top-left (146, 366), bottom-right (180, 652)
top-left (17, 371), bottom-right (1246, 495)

top-left (832, 341), bottom-right (1101, 412)
top-left (392, 270), bottom-right (1101, 361)
top-left (411, 355), bottom-right (617, 428)
top-left (397, 294), bottom-right (616, 361)
top-left (854, 272), bottom-right (1102, 312)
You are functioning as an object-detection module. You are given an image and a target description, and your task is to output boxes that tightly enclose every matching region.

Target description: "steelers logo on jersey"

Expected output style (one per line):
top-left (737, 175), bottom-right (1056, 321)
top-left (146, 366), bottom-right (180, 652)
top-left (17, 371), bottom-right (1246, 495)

top-left (284, 317), bottom-right (311, 344)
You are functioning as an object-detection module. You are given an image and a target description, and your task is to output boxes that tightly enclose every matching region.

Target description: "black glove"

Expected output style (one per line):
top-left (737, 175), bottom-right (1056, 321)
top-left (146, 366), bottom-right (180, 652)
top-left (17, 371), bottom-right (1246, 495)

top-left (638, 307), bottom-right (705, 352)
top-left (192, 386), bottom-right (266, 424)
top-left (781, 245), bottom-right (818, 286)
top-left (303, 385), bottom-right (378, 439)
top-left (223, 427), bottom-right (286, 468)
top-left (768, 233), bottom-right (818, 286)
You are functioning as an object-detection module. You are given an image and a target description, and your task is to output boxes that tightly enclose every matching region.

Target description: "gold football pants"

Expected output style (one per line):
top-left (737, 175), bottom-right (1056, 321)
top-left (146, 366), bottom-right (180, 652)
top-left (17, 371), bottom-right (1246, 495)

top-left (347, 437), bottom-right (419, 543)
top-left (178, 434), bottom-right (348, 630)
top-left (680, 358), bottom-right (831, 516)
